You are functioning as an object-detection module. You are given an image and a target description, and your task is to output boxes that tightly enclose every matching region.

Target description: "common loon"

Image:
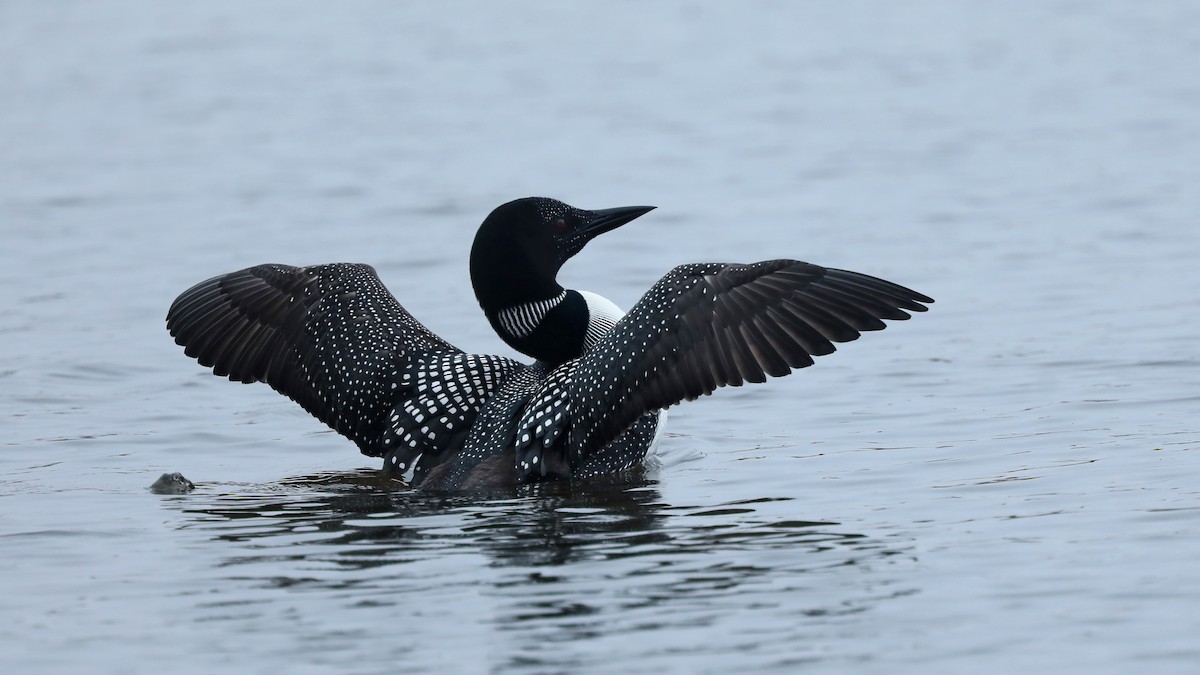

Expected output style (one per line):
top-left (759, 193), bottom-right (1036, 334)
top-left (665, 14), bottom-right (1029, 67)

top-left (166, 197), bottom-right (932, 490)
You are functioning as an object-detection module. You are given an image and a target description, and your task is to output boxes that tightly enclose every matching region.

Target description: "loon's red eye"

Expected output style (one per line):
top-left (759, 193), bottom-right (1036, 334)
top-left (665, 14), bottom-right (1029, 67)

top-left (553, 218), bottom-right (567, 231)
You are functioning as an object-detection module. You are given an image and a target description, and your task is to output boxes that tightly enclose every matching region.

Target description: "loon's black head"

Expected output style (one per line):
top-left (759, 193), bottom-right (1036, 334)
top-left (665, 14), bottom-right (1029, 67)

top-left (470, 197), bottom-right (655, 305)
top-left (471, 197), bottom-right (655, 281)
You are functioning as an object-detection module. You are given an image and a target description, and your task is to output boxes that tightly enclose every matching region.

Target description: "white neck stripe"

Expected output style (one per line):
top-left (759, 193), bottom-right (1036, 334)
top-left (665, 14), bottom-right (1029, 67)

top-left (497, 290), bottom-right (568, 339)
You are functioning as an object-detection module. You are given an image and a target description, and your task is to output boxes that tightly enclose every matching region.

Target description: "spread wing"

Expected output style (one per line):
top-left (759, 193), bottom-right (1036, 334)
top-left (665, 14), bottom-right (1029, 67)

top-left (166, 263), bottom-right (459, 455)
top-left (516, 260), bottom-right (932, 464)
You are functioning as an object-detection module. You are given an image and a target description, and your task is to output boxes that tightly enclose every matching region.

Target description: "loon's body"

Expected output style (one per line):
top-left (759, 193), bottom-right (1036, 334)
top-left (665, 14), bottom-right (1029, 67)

top-left (166, 197), bottom-right (932, 490)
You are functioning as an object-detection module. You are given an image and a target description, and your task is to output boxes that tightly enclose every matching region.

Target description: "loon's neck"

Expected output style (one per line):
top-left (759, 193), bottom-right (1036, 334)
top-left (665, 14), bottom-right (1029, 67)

top-left (486, 288), bottom-right (627, 366)
top-left (501, 289), bottom-right (589, 365)
top-left (470, 236), bottom-right (579, 363)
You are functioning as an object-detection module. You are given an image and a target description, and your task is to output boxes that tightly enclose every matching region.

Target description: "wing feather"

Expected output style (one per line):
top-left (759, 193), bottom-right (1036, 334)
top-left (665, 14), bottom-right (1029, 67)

top-left (166, 263), bottom-right (458, 455)
top-left (557, 260), bottom-right (932, 459)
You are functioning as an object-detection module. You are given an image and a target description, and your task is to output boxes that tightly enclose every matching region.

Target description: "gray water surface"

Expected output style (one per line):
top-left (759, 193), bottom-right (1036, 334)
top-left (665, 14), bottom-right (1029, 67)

top-left (3, 1), bottom-right (1199, 673)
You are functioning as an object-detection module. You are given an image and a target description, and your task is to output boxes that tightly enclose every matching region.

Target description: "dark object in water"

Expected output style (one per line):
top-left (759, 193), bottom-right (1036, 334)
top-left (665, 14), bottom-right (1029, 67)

top-left (150, 472), bottom-right (195, 494)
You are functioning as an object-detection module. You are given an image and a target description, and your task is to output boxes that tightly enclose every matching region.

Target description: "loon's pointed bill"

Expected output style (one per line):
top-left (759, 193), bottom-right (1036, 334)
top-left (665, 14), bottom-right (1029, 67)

top-left (579, 204), bottom-right (656, 238)
top-left (166, 196), bottom-right (932, 491)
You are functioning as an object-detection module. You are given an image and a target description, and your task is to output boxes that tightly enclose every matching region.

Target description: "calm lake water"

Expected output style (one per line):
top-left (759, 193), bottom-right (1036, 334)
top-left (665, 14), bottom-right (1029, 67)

top-left (3, 1), bottom-right (1199, 673)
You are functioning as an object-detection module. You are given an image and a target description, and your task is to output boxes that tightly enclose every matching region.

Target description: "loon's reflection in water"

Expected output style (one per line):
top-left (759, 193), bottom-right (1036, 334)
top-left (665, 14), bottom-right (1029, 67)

top-left (165, 470), bottom-right (916, 628)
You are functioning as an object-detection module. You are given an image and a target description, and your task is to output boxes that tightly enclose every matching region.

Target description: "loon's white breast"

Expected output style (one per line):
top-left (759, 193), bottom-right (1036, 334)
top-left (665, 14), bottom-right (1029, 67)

top-left (579, 290), bottom-right (624, 350)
